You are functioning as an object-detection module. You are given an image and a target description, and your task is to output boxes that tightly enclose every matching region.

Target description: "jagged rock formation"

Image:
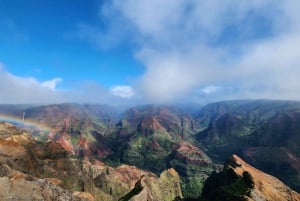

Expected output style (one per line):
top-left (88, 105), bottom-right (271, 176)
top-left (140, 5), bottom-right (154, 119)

top-left (0, 164), bottom-right (93, 201)
top-left (109, 105), bottom-right (214, 198)
top-left (24, 103), bottom-right (118, 157)
top-left (0, 122), bottom-right (93, 201)
top-left (2, 100), bottom-right (300, 198)
top-left (0, 122), bottom-right (182, 201)
top-left (79, 161), bottom-right (182, 201)
top-left (118, 168), bottom-right (182, 201)
top-left (195, 100), bottom-right (300, 192)
top-left (201, 155), bottom-right (300, 201)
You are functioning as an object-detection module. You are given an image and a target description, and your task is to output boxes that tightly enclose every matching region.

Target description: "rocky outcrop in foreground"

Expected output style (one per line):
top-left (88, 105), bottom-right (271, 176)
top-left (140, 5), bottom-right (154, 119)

top-left (118, 168), bottom-right (182, 201)
top-left (201, 155), bottom-right (300, 201)
top-left (0, 164), bottom-right (93, 201)
top-left (0, 122), bottom-right (182, 201)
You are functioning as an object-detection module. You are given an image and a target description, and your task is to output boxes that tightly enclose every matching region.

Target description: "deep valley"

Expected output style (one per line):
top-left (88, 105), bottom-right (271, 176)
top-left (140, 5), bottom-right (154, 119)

top-left (1, 100), bottom-right (300, 200)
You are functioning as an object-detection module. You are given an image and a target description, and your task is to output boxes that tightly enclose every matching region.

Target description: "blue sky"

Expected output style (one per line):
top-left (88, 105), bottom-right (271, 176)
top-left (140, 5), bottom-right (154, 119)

top-left (1, 0), bottom-right (300, 104)
top-left (0, 0), bottom-right (143, 87)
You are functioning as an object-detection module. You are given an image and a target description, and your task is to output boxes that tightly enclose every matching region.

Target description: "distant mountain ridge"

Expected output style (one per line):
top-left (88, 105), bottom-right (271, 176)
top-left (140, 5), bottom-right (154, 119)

top-left (195, 100), bottom-right (300, 192)
top-left (1, 121), bottom-right (299, 200)
top-left (1, 99), bottom-right (300, 198)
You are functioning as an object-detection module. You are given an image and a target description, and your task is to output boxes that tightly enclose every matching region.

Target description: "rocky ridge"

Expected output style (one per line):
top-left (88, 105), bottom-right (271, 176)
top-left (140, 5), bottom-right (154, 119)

top-left (0, 122), bottom-right (182, 201)
top-left (1, 100), bottom-right (300, 198)
top-left (201, 155), bottom-right (300, 201)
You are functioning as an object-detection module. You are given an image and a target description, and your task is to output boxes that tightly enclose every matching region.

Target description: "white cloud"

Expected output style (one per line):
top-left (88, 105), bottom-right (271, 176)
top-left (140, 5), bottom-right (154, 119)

top-left (42, 78), bottom-right (62, 90)
top-left (201, 85), bottom-right (222, 95)
top-left (73, 0), bottom-right (300, 103)
top-left (109, 0), bottom-right (300, 102)
top-left (0, 66), bottom-right (65, 104)
top-left (0, 64), bottom-right (138, 104)
top-left (110, 85), bottom-right (135, 98)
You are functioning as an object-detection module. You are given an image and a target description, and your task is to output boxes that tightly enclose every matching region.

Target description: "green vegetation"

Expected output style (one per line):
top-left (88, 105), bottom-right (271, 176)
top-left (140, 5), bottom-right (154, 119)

top-left (196, 100), bottom-right (300, 192)
top-left (200, 169), bottom-right (254, 201)
top-left (3, 100), bottom-right (300, 199)
top-left (180, 176), bottom-right (206, 198)
top-left (119, 131), bottom-right (173, 173)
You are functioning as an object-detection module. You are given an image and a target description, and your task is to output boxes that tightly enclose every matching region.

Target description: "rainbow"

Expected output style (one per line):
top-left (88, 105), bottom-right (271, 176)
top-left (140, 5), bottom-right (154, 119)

top-left (0, 113), bottom-right (51, 133)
